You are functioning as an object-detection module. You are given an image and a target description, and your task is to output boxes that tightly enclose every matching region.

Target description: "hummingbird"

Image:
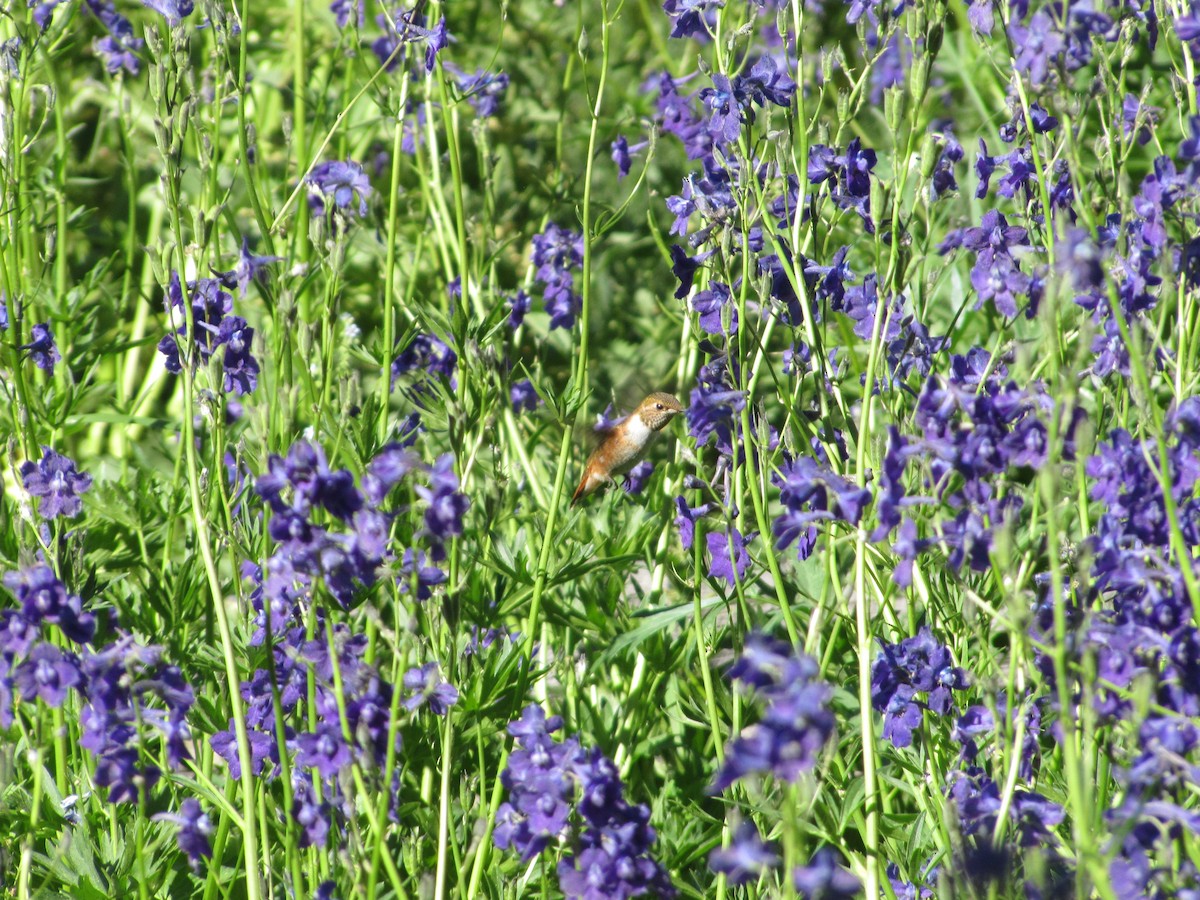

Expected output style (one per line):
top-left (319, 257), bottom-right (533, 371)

top-left (571, 392), bottom-right (684, 505)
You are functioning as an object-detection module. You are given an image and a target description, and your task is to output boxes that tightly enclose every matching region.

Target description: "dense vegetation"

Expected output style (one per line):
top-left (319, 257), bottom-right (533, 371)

top-left (1, 0), bottom-right (1197, 897)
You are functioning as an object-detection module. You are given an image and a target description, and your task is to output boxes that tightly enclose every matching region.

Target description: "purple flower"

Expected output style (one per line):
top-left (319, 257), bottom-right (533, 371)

top-left (14, 642), bottom-right (81, 706)
top-left (402, 663), bottom-right (459, 715)
top-left (495, 704), bottom-right (675, 897)
top-left (930, 127), bottom-right (964, 199)
top-left (140, 0), bottom-right (193, 25)
top-left (454, 67), bottom-right (509, 117)
top-left (0, 292), bottom-right (7, 330)
top-left (218, 316), bottom-right (259, 395)
top-left (611, 134), bottom-right (647, 179)
top-left (532, 223), bottom-right (584, 330)
top-left (709, 821), bottom-right (780, 885)
top-left (416, 455), bottom-right (470, 542)
top-left (687, 357), bottom-right (745, 457)
top-left (292, 775), bottom-right (332, 848)
top-left (397, 548), bottom-right (446, 600)
top-left (623, 461), bottom-right (654, 495)
top-left (20, 322), bottom-right (59, 372)
top-left (649, 70), bottom-right (710, 159)
top-left (86, 1), bottom-right (143, 74)
top-left (693, 281), bottom-right (737, 335)
top-left (306, 160), bottom-right (371, 218)
top-left (228, 237), bottom-right (284, 297)
top-left (330, 0), bottom-right (364, 28)
top-left (773, 454), bottom-right (870, 560)
top-left (712, 637), bottom-right (835, 790)
top-left (1121, 93), bottom-right (1158, 145)
top-left (706, 528), bottom-right (750, 586)
top-left (740, 56), bottom-right (796, 108)
top-left (871, 627), bottom-right (969, 746)
top-left (295, 724), bottom-right (352, 778)
top-left (1009, 11), bottom-right (1065, 86)
top-left (370, 7), bottom-right (448, 74)
top-left (507, 290), bottom-right (532, 329)
top-left (663, 0), bottom-right (718, 38)
top-left (391, 332), bottom-right (457, 388)
top-left (362, 443), bottom-right (420, 506)
top-left (792, 848), bottom-right (861, 899)
top-left (3, 565), bottom-right (95, 644)
top-left (20, 447), bottom-right (92, 519)
top-left (669, 244), bottom-right (710, 298)
top-left (152, 799), bottom-right (213, 869)
top-left (511, 379), bottom-right (541, 413)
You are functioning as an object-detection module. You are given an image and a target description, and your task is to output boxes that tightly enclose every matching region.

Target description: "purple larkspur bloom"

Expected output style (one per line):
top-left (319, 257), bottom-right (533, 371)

top-left (152, 799), bottom-right (213, 869)
top-left (416, 454), bottom-right (470, 543)
top-left (292, 774), bottom-right (332, 848)
top-left (391, 332), bottom-right (457, 389)
top-left (872, 627), bottom-right (969, 746)
top-left (362, 443), bottom-right (420, 506)
top-left (20, 322), bottom-right (59, 372)
top-left (226, 237), bottom-right (284, 297)
top-left (495, 704), bottom-right (676, 897)
top-left (397, 548), bottom-right (446, 600)
top-left (693, 281), bottom-right (737, 335)
top-left (453, 67), bottom-right (509, 117)
top-left (623, 461), bottom-right (654, 495)
top-left (772, 453), bottom-right (870, 560)
top-left (510, 379), bottom-right (540, 413)
top-left (85, 0), bottom-right (143, 74)
top-left (3, 565), bottom-right (95, 644)
top-left (712, 636), bottom-right (835, 790)
top-left (611, 134), bottom-right (648, 179)
top-left (140, 0), bottom-right (193, 24)
top-left (20, 448), bottom-right (92, 519)
top-left (1008, 11), bottom-right (1065, 85)
top-left (306, 160), bottom-right (371, 218)
top-left (687, 357), bottom-right (746, 457)
top-left (295, 723), bottom-right (352, 778)
top-left (507, 290), bottom-right (532, 329)
top-left (531, 223), bottom-right (585, 330)
top-left (14, 642), bottom-right (81, 706)
top-left (402, 663), bottom-right (459, 715)
top-left (706, 528), bottom-right (751, 586)
top-left (793, 848), bottom-right (861, 899)
top-left (649, 70), bottom-right (710, 159)
top-left (330, 0), bottom-right (364, 28)
top-left (663, 0), bottom-right (719, 38)
top-left (709, 821), bottom-right (780, 884)
top-left (370, 7), bottom-right (447, 73)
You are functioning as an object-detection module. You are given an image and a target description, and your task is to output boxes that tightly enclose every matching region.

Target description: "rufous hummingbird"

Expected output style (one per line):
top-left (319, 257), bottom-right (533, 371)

top-left (571, 392), bottom-right (684, 505)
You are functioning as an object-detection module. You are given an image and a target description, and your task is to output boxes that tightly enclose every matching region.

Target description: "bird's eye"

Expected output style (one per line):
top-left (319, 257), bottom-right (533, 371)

top-left (656, 403), bottom-right (664, 410)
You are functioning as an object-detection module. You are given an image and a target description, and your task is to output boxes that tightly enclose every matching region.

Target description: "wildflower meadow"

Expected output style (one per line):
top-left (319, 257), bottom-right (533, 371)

top-left (2, 0), bottom-right (1198, 896)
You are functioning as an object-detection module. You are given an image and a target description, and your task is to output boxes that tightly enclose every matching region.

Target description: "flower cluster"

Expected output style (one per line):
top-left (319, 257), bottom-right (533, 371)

top-left (2, 564), bottom-right (194, 808)
top-left (696, 56), bottom-right (795, 151)
top-left (531, 223), bottom-right (585, 330)
top-left (157, 272), bottom-right (260, 395)
top-left (808, 138), bottom-right (878, 232)
top-left (710, 634), bottom-right (836, 790)
top-left (772, 450), bottom-right (870, 562)
top-left (494, 704), bottom-right (675, 899)
top-left (870, 627), bottom-right (969, 748)
top-left (391, 331), bottom-right (457, 394)
top-left (253, 440), bottom-right (408, 621)
top-left (20, 447), bottom-right (93, 520)
top-left (306, 160), bottom-right (372, 219)
top-left (85, 0), bottom-right (143, 75)
top-left (19, 322), bottom-right (60, 373)
top-left (369, 6), bottom-right (448, 75)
